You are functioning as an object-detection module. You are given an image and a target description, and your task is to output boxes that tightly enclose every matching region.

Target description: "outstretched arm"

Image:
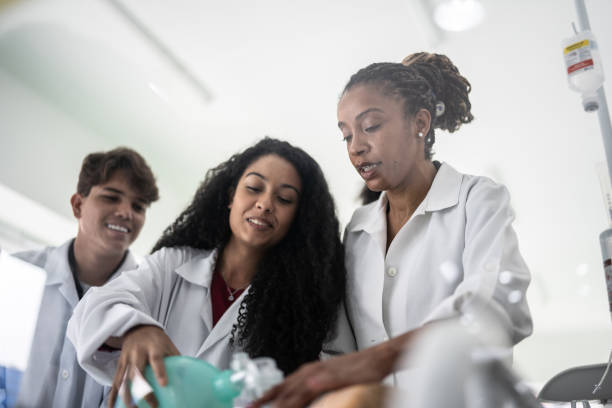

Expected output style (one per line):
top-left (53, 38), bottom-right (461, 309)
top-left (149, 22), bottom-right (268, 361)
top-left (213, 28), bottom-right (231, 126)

top-left (252, 330), bottom-right (416, 408)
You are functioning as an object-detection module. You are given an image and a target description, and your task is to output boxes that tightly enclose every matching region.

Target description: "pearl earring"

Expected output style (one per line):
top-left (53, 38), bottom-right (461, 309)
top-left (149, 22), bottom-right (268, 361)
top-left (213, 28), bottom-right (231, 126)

top-left (417, 131), bottom-right (424, 138)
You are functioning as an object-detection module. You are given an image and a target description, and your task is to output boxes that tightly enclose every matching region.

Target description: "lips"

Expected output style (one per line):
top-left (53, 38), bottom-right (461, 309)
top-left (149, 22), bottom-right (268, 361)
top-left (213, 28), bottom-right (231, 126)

top-left (356, 161), bottom-right (381, 180)
top-left (246, 217), bottom-right (273, 230)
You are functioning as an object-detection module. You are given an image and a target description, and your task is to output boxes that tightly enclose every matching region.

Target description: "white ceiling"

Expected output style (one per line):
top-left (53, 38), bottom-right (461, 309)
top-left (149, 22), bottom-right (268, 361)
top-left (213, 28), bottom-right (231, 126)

top-left (1, 0), bottom-right (612, 382)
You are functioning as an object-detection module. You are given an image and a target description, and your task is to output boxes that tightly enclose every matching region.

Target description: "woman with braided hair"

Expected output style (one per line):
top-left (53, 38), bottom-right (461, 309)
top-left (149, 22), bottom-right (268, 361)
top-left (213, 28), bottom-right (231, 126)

top-left (255, 52), bottom-right (533, 407)
top-left (67, 138), bottom-right (354, 407)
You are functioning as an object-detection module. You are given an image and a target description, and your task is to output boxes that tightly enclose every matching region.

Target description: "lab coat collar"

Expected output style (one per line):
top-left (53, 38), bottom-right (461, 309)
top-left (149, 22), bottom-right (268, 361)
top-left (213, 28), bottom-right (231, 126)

top-left (45, 239), bottom-right (139, 307)
top-left (348, 162), bottom-right (463, 233)
top-left (44, 240), bottom-right (138, 286)
top-left (422, 162), bottom-right (463, 212)
top-left (174, 248), bottom-right (217, 288)
top-left (43, 240), bottom-right (72, 286)
top-left (348, 196), bottom-right (387, 235)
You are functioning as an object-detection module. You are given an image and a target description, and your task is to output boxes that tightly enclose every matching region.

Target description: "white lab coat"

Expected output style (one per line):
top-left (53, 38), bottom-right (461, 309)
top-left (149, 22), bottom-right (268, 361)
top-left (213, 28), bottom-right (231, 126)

top-left (67, 246), bottom-right (355, 386)
top-left (12, 239), bottom-right (138, 408)
top-left (344, 163), bottom-right (532, 384)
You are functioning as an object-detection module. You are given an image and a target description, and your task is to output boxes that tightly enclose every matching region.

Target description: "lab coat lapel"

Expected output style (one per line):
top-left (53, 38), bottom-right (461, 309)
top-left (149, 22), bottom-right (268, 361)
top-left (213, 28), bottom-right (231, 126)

top-left (355, 193), bottom-right (388, 258)
top-left (199, 294), bottom-right (213, 334)
top-left (346, 197), bottom-right (388, 340)
top-left (196, 288), bottom-right (249, 357)
top-left (46, 241), bottom-right (80, 309)
top-left (23, 243), bottom-right (74, 404)
top-left (364, 206), bottom-right (387, 331)
top-left (174, 250), bottom-right (217, 334)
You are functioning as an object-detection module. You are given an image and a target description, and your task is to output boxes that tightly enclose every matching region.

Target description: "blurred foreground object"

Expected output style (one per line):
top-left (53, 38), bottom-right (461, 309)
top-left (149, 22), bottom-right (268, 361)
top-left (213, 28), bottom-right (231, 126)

top-left (387, 296), bottom-right (542, 408)
top-left (310, 384), bottom-right (389, 408)
top-left (0, 250), bottom-right (46, 371)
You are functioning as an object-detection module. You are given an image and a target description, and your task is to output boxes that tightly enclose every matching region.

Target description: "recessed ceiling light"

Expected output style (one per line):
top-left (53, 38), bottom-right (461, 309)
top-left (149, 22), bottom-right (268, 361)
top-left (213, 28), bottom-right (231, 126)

top-left (433, 0), bottom-right (485, 32)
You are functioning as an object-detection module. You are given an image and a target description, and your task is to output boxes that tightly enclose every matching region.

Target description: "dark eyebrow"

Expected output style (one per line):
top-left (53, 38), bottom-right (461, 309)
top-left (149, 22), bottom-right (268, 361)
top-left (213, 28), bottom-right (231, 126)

top-left (102, 187), bottom-right (147, 205)
top-left (102, 187), bottom-right (125, 195)
top-left (280, 184), bottom-right (300, 195)
top-left (337, 107), bottom-right (384, 129)
top-left (245, 172), bottom-right (301, 195)
top-left (245, 171), bottom-right (266, 180)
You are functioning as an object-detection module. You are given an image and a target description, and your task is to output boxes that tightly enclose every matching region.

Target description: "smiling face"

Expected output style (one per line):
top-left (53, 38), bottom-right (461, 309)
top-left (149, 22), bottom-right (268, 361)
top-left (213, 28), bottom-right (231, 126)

top-left (70, 170), bottom-right (147, 257)
top-left (228, 154), bottom-right (301, 252)
top-left (337, 84), bottom-right (430, 193)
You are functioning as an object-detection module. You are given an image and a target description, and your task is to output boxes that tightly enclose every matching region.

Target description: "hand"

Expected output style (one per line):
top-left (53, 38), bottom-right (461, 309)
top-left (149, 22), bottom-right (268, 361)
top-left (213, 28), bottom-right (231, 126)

top-left (252, 331), bottom-right (416, 408)
top-left (107, 325), bottom-right (180, 408)
top-left (251, 348), bottom-right (388, 408)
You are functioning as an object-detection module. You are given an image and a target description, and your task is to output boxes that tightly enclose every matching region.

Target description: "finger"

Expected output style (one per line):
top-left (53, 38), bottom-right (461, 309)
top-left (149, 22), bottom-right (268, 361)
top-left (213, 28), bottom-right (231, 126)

top-left (130, 365), bottom-right (155, 406)
top-left (278, 386), bottom-right (317, 408)
top-left (252, 383), bottom-right (283, 407)
top-left (266, 383), bottom-right (302, 408)
top-left (121, 373), bottom-right (134, 408)
top-left (130, 349), bottom-right (149, 379)
top-left (109, 359), bottom-right (128, 408)
top-left (278, 371), bottom-right (323, 408)
top-left (143, 392), bottom-right (159, 408)
top-left (149, 351), bottom-right (168, 387)
top-left (108, 385), bottom-right (118, 408)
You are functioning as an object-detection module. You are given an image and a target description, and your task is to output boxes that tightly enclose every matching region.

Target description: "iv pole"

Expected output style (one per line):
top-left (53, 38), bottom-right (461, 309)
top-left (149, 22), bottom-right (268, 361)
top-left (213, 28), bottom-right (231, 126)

top-left (538, 1), bottom-right (612, 405)
top-left (574, 0), bottom-right (612, 181)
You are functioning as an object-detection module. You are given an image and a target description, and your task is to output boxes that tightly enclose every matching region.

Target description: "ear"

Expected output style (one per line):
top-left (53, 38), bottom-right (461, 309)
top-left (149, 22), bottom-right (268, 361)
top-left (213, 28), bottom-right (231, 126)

top-left (414, 108), bottom-right (432, 136)
top-left (70, 193), bottom-right (83, 219)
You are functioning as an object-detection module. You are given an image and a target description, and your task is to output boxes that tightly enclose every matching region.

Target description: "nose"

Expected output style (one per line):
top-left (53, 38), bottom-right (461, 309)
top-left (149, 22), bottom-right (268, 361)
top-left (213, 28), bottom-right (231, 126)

top-left (115, 199), bottom-right (133, 220)
top-left (348, 131), bottom-right (368, 157)
top-left (256, 193), bottom-right (273, 213)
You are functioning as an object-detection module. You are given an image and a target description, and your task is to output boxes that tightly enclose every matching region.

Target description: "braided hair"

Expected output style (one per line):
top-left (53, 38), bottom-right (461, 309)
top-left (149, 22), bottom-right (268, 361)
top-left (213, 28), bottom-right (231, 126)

top-left (152, 138), bottom-right (346, 374)
top-left (343, 52), bottom-right (474, 204)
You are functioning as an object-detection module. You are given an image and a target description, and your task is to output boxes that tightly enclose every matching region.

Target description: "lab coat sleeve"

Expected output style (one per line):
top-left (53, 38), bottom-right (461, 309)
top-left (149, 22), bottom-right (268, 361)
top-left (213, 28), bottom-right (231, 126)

top-left (424, 180), bottom-right (533, 345)
top-left (66, 248), bottom-right (175, 386)
top-left (320, 301), bottom-right (357, 359)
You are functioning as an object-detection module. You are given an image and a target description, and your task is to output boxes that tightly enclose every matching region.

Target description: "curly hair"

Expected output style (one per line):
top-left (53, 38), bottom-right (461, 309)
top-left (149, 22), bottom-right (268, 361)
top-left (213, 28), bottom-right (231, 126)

top-left (152, 138), bottom-right (346, 374)
top-left (343, 52), bottom-right (474, 204)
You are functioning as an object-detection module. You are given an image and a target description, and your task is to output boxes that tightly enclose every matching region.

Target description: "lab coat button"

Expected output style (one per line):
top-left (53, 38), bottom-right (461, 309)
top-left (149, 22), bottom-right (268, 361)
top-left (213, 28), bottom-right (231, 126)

top-left (387, 267), bottom-right (397, 277)
top-left (61, 369), bottom-right (70, 380)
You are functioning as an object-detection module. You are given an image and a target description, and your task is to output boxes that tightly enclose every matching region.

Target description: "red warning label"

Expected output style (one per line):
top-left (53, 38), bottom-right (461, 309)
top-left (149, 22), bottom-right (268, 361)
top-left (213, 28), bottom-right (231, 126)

top-left (568, 59), bottom-right (594, 74)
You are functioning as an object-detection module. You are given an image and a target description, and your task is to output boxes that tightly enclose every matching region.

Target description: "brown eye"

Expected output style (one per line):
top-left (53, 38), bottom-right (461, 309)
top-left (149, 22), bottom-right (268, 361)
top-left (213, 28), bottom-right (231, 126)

top-left (132, 203), bottom-right (145, 213)
top-left (102, 195), bottom-right (119, 202)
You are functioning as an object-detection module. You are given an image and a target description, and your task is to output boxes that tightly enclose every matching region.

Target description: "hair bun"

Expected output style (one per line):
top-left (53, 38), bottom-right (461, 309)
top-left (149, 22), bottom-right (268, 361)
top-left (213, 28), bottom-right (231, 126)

top-left (402, 52), bottom-right (474, 133)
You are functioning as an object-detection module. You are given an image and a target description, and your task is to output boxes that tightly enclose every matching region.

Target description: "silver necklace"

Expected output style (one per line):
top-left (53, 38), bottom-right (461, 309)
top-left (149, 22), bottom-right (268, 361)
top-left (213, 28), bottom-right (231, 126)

top-left (226, 285), bottom-right (240, 301)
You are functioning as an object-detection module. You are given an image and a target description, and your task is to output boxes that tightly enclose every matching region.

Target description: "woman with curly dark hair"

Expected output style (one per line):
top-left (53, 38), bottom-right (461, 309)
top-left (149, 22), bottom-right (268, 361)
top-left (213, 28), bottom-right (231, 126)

top-left (67, 138), bottom-right (353, 406)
